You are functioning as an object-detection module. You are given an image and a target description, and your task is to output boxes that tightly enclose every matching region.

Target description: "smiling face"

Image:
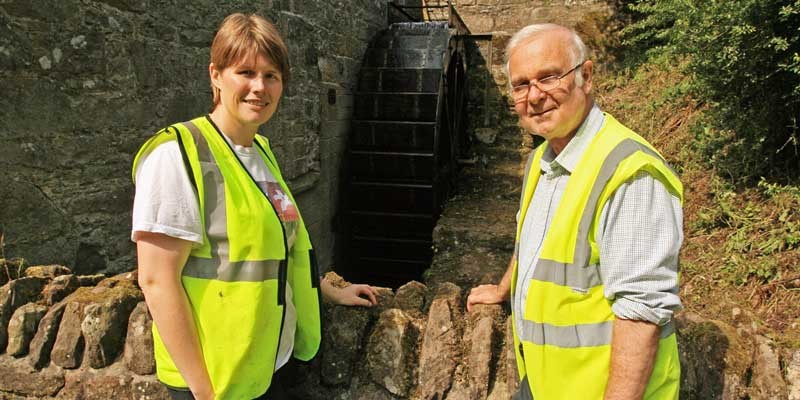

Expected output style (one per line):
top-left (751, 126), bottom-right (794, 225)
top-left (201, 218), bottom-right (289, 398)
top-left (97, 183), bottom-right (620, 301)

top-left (209, 52), bottom-right (283, 140)
top-left (508, 30), bottom-right (593, 152)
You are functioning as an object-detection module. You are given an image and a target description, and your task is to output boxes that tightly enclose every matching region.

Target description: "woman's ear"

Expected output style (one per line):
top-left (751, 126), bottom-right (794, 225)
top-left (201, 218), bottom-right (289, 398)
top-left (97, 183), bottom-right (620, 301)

top-left (209, 63), bottom-right (221, 88)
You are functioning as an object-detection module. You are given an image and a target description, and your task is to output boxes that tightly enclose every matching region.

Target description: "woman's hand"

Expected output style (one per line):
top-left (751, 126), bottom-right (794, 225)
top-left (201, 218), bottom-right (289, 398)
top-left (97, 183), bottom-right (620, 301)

top-left (320, 277), bottom-right (378, 307)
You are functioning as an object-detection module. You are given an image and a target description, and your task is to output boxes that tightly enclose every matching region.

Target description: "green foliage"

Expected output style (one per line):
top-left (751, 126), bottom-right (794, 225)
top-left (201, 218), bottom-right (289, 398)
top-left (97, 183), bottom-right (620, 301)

top-left (689, 174), bottom-right (800, 285)
top-left (620, 0), bottom-right (800, 182)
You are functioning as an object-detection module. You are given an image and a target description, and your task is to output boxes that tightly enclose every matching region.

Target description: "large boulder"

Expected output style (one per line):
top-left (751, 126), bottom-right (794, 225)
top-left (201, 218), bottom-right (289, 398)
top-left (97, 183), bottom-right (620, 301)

top-left (6, 302), bottom-right (48, 356)
top-left (416, 283), bottom-right (462, 400)
top-left (751, 335), bottom-right (788, 400)
top-left (321, 302), bottom-right (371, 386)
top-left (0, 276), bottom-right (48, 351)
top-left (367, 308), bottom-right (417, 397)
top-left (28, 301), bottom-right (68, 369)
top-left (51, 273), bottom-right (143, 369)
top-left (123, 301), bottom-right (155, 375)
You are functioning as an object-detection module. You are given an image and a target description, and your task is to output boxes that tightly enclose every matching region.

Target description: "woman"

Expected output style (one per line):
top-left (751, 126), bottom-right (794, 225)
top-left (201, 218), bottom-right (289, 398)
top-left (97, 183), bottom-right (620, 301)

top-left (131, 13), bottom-right (376, 400)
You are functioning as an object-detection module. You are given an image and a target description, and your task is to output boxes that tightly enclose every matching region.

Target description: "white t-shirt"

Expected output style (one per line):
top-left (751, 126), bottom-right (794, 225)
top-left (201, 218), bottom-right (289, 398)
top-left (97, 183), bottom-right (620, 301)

top-left (132, 134), bottom-right (299, 371)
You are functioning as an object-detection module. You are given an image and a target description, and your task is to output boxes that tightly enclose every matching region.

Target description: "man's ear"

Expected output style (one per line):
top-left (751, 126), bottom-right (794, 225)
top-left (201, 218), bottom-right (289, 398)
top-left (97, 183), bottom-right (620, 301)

top-left (581, 60), bottom-right (594, 94)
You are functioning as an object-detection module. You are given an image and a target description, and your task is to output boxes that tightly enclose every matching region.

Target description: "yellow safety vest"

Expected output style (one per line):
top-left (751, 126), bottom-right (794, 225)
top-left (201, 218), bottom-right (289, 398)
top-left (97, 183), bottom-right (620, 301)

top-left (133, 116), bottom-right (321, 399)
top-left (511, 114), bottom-right (682, 400)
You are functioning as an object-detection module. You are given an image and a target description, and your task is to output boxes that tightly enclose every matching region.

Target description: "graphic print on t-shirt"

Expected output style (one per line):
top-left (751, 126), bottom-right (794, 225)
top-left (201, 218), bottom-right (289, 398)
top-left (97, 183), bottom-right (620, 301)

top-left (256, 181), bottom-right (299, 222)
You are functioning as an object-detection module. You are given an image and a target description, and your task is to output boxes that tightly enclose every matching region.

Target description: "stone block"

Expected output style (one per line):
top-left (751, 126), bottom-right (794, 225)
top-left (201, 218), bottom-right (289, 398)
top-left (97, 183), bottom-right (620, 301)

top-left (124, 301), bottom-right (155, 375)
top-left (786, 349), bottom-right (800, 400)
top-left (417, 283), bottom-right (462, 400)
top-left (28, 301), bottom-right (67, 369)
top-left (51, 301), bottom-right (85, 369)
top-left (50, 274), bottom-right (139, 369)
top-left (394, 281), bottom-right (426, 313)
top-left (0, 277), bottom-right (48, 351)
top-left (60, 363), bottom-right (134, 400)
top-left (0, 355), bottom-right (65, 397)
top-left (366, 308), bottom-right (416, 397)
top-left (81, 281), bottom-right (144, 369)
top-left (321, 303), bottom-right (371, 386)
top-left (467, 316), bottom-right (495, 398)
top-left (42, 274), bottom-right (80, 306)
top-left (751, 335), bottom-right (788, 399)
top-left (23, 265), bottom-right (71, 279)
top-left (6, 302), bottom-right (48, 356)
top-left (463, 14), bottom-right (494, 34)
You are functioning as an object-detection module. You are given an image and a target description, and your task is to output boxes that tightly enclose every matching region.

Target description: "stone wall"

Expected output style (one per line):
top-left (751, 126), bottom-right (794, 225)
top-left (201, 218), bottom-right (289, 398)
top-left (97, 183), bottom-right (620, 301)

top-left (452, 0), bottom-right (616, 151)
top-left (451, 0), bottom-right (612, 34)
top-left (0, 265), bottom-right (798, 399)
top-left (0, 0), bottom-right (388, 276)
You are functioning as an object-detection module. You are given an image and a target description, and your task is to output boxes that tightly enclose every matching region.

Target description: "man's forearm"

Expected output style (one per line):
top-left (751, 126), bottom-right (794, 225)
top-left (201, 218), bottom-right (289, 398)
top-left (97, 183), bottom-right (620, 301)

top-left (497, 256), bottom-right (515, 296)
top-left (604, 318), bottom-right (660, 400)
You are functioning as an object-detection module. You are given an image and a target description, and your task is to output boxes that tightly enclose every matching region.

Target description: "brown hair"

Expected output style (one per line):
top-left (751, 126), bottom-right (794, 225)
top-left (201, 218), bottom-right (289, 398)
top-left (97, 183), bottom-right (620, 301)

top-left (209, 13), bottom-right (290, 108)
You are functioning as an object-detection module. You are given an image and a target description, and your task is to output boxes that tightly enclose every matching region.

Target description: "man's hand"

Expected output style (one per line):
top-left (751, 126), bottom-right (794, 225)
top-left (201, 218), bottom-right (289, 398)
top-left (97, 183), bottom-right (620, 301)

top-left (466, 257), bottom-right (515, 312)
top-left (466, 284), bottom-right (508, 312)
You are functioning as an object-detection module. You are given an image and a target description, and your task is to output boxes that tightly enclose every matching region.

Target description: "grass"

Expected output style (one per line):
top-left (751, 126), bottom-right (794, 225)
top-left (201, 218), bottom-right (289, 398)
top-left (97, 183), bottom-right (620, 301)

top-left (595, 61), bottom-right (800, 348)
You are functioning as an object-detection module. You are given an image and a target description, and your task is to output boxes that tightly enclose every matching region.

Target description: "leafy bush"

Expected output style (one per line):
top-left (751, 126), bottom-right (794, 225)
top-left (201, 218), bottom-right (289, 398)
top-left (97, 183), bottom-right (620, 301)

top-left (620, 0), bottom-right (800, 183)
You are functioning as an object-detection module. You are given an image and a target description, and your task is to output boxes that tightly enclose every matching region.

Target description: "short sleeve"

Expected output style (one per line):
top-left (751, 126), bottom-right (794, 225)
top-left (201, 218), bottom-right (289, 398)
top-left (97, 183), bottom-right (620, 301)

top-left (131, 140), bottom-right (204, 245)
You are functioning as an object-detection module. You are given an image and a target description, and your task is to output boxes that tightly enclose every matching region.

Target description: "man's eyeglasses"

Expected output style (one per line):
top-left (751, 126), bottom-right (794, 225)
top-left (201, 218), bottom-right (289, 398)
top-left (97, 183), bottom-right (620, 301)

top-left (510, 61), bottom-right (585, 102)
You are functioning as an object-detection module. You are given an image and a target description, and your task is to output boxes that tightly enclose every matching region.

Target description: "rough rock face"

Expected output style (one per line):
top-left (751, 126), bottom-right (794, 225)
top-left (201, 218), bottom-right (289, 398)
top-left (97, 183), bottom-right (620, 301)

top-left (123, 301), bottom-right (155, 375)
top-left (1, 0), bottom-right (389, 278)
top-left (6, 302), bottom-right (48, 356)
top-left (367, 308), bottom-right (417, 397)
top-left (28, 302), bottom-right (68, 369)
top-left (416, 283), bottom-right (462, 399)
top-left (321, 301), bottom-right (372, 386)
top-left (787, 349), bottom-right (800, 400)
top-left (0, 277), bottom-right (48, 350)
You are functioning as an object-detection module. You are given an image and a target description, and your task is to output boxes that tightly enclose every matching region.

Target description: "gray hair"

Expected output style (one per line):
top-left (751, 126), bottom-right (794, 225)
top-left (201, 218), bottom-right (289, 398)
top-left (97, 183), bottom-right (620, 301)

top-left (504, 23), bottom-right (588, 87)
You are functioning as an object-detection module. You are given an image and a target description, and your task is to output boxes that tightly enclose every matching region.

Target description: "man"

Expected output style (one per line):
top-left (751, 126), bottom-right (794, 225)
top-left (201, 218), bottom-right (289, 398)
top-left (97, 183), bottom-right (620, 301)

top-left (466, 24), bottom-right (683, 400)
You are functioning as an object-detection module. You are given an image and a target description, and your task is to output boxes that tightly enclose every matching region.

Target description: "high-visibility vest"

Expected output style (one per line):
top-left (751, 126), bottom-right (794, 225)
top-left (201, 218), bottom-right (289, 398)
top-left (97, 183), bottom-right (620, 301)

top-left (511, 113), bottom-right (683, 400)
top-left (133, 116), bottom-right (321, 399)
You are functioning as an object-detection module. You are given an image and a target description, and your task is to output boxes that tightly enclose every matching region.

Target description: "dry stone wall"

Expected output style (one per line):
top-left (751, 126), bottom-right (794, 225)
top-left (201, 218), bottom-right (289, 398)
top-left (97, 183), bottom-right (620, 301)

top-left (0, 264), bottom-right (798, 399)
top-left (0, 0), bottom-right (388, 276)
